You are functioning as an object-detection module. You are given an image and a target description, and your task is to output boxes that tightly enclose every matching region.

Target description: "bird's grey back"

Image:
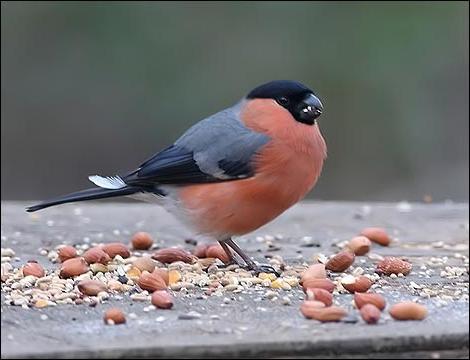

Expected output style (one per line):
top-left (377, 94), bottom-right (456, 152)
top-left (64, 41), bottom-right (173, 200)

top-left (174, 100), bottom-right (270, 179)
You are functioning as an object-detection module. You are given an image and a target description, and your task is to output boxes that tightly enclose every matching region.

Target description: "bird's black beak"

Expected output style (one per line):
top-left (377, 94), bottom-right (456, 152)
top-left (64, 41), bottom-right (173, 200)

top-left (297, 93), bottom-right (323, 125)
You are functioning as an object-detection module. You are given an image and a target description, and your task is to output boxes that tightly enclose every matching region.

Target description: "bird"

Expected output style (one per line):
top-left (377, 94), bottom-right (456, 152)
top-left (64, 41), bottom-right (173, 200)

top-left (27, 80), bottom-right (326, 274)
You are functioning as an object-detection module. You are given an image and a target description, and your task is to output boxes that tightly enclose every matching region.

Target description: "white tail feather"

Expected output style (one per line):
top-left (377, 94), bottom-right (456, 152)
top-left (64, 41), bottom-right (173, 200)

top-left (88, 175), bottom-right (126, 189)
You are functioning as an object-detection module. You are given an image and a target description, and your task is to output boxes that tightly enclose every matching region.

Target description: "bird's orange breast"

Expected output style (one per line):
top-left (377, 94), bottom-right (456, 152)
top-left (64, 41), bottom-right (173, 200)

top-left (178, 99), bottom-right (327, 238)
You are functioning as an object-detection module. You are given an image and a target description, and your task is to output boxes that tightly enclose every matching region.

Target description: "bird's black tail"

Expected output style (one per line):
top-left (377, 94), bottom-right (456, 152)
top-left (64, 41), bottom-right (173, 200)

top-left (26, 187), bottom-right (139, 212)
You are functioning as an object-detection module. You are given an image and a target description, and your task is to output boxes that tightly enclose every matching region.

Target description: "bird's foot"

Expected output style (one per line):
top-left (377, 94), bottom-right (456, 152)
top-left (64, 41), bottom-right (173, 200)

top-left (248, 263), bottom-right (280, 277)
top-left (218, 238), bottom-right (280, 277)
top-left (217, 260), bottom-right (280, 277)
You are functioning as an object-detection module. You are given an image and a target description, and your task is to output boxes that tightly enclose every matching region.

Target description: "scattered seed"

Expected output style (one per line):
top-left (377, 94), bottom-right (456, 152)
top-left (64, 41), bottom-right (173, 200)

top-left (178, 311), bottom-right (202, 320)
top-left (281, 296), bottom-right (291, 305)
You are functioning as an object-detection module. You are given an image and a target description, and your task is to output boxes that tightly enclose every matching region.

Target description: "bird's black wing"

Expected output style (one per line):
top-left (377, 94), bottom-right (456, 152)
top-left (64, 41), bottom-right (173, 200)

top-left (125, 144), bottom-right (217, 185)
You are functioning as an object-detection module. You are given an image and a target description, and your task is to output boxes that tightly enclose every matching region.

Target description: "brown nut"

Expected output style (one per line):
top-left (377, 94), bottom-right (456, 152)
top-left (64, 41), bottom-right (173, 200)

top-left (389, 301), bottom-right (427, 320)
top-left (302, 278), bottom-right (335, 293)
top-left (347, 236), bottom-right (371, 256)
top-left (59, 257), bottom-right (89, 278)
top-left (192, 243), bottom-right (210, 258)
top-left (102, 243), bottom-right (130, 259)
top-left (325, 250), bottom-right (355, 272)
top-left (152, 248), bottom-right (195, 264)
top-left (300, 304), bottom-right (347, 322)
top-left (57, 246), bottom-right (77, 263)
top-left (83, 247), bottom-right (111, 265)
top-left (151, 290), bottom-right (174, 309)
top-left (341, 275), bottom-right (372, 293)
top-left (137, 271), bottom-right (167, 292)
top-left (104, 308), bottom-right (126, 325)
top-left (360, 304), bottom-right (381, 324)
top-left (153, 268), bottom-right (169, 285)
top-left (354, 292), bottom-right (386, 310)
top-left (300, 300), bottom-right (326, 313)
top-left (22, 262), bottom-right (45, 278)
top-left (107, 279), bottom-right (125, 293)
top-left (131, 232), bottom-right (154, 250)
top-left (376, 257), bottom-right (412, 276)
top-left (78, 280), bottom-right (107, 296)
top-left (301, 264), bottom-right (327, 283)
top-left (133, 257), bottom-right (157, 273)
top-left (305, 288), bottom-right (333, 306)
top-left (206, 244), bottom-right (230, 264)
top-left (360, 227), bottom-right (390, 246)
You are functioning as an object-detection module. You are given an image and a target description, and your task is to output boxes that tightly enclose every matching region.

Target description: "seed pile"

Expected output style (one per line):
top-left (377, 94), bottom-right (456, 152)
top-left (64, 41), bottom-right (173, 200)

top-left (1, 226), bottom-right (469, 326)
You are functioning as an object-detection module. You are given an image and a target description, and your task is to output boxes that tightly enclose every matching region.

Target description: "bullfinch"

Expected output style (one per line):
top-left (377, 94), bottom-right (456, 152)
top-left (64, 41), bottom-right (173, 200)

top-left (27, 80), bottom-right (326, 274)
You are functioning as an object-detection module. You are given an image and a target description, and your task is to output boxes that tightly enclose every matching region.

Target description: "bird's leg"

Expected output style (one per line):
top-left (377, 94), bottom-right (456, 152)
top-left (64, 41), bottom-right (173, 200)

top-left (223, 238), bottom-right (280, 276)
top-left (217, 241), bottom-right (242, 266)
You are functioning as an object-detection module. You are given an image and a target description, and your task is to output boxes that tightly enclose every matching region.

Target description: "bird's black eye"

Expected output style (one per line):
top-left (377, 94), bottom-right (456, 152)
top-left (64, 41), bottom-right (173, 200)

top-left (276, 97), bottom-right (289, 107)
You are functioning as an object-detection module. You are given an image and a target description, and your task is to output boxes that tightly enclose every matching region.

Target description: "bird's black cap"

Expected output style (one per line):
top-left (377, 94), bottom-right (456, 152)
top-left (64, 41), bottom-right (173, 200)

top-left (246, 80), bottom-right (313, 100)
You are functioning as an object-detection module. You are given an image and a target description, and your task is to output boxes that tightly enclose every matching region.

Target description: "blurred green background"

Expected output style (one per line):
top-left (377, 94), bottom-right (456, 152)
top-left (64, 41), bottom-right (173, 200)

top-left (1, 1), bottom-right (468, 202)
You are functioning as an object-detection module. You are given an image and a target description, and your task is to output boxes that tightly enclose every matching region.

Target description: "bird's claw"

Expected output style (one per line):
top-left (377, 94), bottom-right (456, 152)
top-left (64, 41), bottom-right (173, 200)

top-left (218, 262), bottom-right (280, 277)
top-left (250, 264), bottom-right (280, 277)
